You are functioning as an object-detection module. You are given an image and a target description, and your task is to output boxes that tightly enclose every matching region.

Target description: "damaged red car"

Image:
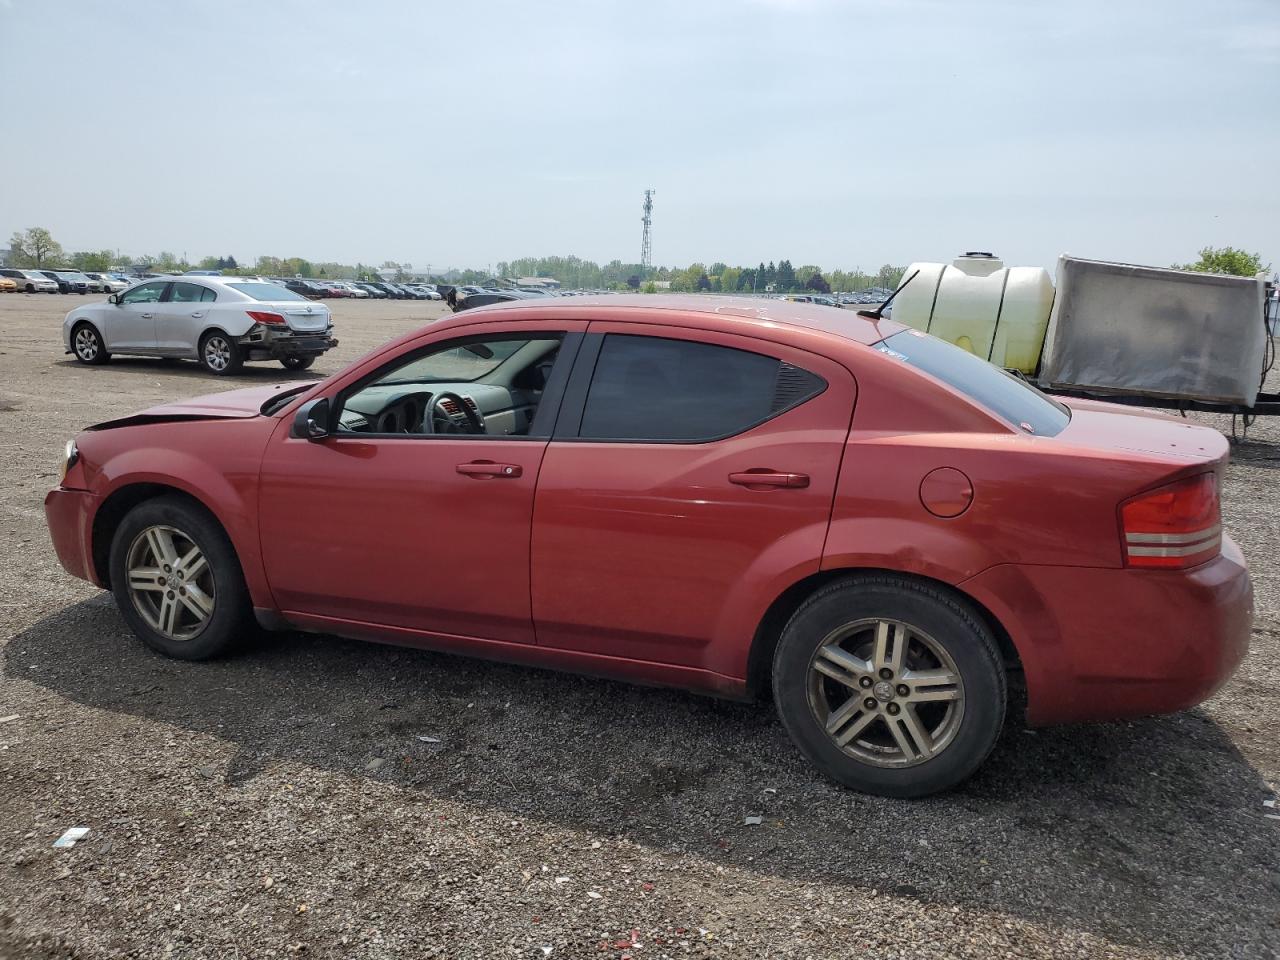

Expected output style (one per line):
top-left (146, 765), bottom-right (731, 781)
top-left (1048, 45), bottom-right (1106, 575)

top-left (44, 296), bottom-right (1252, 796)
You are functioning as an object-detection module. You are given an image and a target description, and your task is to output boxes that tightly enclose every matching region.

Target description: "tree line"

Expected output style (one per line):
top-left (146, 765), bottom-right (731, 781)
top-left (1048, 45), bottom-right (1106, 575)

top-left (6, 228), bottom-right (1270, 291)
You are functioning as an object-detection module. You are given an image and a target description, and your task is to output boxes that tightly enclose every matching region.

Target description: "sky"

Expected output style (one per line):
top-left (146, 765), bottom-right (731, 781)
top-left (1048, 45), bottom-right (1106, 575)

top-left (1, 0), bottom-right (1278, 276)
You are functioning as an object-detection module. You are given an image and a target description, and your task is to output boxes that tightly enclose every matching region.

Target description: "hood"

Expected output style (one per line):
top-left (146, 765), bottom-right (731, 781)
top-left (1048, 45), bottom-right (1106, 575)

top-left (89, 381), bottom-right (319, 430)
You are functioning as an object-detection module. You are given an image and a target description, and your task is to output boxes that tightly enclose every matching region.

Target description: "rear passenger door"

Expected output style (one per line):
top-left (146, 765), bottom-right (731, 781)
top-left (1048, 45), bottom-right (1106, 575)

top-left (530, 323), bottom-right (856, 675)
top-left (156, 281), bottom-right (217, 355)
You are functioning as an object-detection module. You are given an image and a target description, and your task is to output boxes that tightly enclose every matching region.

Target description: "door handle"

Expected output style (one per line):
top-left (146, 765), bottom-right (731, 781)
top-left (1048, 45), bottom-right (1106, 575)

top-left (190, 311), bottom-right (204, 318)
top-left (456, 461), bottom-right (522, 479)
top-left (728, 470), bottom-right (809, 489)
top-left (141, 312), bottom-right (154, 318)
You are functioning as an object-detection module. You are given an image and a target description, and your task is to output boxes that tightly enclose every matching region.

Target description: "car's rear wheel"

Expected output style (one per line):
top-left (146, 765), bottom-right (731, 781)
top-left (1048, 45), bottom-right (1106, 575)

top-left (280, 356), bottom-right (315, 371)
top-left (199, 331), bottom-right (243, 375)
top-left (773, 576), bottom-right (1006, 798)
top-left (109, 496), bottom-right (254, 660)
top-left (71, 322), bottom-right (110, 365)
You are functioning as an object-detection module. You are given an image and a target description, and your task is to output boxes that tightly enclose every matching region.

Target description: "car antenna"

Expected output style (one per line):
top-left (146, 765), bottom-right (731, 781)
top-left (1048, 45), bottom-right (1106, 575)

top-left (857, 269), bottom-right (920, 320)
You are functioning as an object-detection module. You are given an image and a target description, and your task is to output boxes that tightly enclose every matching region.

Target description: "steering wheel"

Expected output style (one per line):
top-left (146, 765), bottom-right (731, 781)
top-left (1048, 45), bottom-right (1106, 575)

top-left (426, 391), bottom-right (485, 434)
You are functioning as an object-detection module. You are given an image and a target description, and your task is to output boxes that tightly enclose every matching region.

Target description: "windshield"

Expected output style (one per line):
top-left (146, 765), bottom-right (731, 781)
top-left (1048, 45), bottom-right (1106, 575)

top-left (227, 281), bottom-right (308, 302)
top-left (876, 329), bottom-right (1070, 436)
top-left (57, 271), bottom-right (90, 281)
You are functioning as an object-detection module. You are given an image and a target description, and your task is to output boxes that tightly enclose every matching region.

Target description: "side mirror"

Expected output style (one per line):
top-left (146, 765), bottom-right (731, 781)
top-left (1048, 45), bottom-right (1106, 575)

top-left (291, 397), bottom-right (331, 440)
top-left (108, 293), bottom-right (120, 305)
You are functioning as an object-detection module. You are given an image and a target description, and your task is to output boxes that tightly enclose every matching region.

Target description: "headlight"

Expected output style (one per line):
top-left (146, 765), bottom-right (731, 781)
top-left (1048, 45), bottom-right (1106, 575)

top-left (60, 440), bottom-right (79, 482)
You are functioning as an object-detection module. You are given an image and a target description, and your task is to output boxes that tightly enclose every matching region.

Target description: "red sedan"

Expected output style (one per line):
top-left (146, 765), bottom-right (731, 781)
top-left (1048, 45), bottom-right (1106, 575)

top-left (43, 296), bottom-right (1252, 796)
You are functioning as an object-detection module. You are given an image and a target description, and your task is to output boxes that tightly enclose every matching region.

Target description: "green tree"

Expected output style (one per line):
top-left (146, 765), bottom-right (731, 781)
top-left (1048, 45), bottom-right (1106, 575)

top-left (805, 270), bottom-right (831, 294)
top-left (1174, 246), bottom-right (1270, 277)
top-left (720, 266), bottom-right (741, 293)
top-left (9, 227), bottom-right (64, 267)
top-left (69, 249), bottom-right (115, 272)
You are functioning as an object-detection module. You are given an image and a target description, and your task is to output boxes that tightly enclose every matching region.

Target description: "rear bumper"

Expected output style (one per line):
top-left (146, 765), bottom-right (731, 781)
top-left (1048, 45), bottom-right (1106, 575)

top-left (44, 487), bottom-right (101, 586)
top-left (239, 326), bottom-right (337, 361)
top-left (961, 535), bottom-right (1252, 725)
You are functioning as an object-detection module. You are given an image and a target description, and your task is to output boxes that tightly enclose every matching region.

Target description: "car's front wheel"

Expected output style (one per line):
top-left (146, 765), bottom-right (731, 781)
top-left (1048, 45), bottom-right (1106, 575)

top-left (108, 496), bottom-right (254, 660)
top-left (199, 330), bottom-right (243, 375)
top-left (71, 322), bottom-right (111, 365)
top-left (280, 355), bottom-right (315, 371)
top-left (773, 576), bottom-right (1006, 798)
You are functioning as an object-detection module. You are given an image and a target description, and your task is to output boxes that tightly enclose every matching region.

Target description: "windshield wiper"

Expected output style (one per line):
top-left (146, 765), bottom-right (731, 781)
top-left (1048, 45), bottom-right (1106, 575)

top-left (857, 269), bottom-right (920, 320)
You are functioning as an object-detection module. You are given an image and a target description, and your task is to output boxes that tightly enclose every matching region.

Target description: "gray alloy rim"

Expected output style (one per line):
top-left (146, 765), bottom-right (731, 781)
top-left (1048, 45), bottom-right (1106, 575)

top-left (74, 327), bottom-right (98, 360)
top-left (806, 618), bottom-right (965, 768)
top-left (204, 336), bottom-right (231, 371)
top-left (125, 524), bottom-right (215, 641)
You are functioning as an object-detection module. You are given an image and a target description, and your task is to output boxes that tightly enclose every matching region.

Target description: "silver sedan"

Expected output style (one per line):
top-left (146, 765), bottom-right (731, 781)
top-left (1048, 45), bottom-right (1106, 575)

top-left (63, 276), bottom-right (338, 375)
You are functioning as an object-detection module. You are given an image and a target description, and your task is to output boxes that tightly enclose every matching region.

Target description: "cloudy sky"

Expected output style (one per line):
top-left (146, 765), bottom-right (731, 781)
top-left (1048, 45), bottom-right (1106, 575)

top-left (1, 0), bottom-right (1277, 274)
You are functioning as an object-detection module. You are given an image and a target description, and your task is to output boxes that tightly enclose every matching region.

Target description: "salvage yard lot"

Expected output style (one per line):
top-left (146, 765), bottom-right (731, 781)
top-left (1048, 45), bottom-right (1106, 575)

top-left (1, 293), bottom-right (1278, 959)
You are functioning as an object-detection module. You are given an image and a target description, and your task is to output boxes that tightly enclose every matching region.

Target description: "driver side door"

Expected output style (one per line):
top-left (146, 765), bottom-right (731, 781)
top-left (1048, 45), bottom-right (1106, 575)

top-left (103, 280), bottom-right (169, 352)
top-left (256, 319), bottom-right (586, 646)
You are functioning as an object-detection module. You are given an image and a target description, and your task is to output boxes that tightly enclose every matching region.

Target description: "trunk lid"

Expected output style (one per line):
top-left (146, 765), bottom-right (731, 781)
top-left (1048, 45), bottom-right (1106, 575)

top-left (254, 301), bottom-right (330, 333)
top-left (1054, 397), bottom-right (1228, 464)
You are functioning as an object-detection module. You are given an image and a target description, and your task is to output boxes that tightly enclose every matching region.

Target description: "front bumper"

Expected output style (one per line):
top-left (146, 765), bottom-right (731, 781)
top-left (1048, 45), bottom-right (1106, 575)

top-left (961, 535), bottom-right (1253, 725)
top-left (44, 487), bottom-right (101, 587)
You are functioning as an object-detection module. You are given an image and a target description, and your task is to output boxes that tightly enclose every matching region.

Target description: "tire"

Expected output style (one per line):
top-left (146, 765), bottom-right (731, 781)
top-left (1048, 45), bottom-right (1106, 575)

top-left (199, 330), bottom-right (243, 375)
top-left (772, 575), bottom-right (1006, 798)
top-left (71, 322), bottom-right (111, 365)
top-left (108, 496), bottom-right (254, 660)
top-left (24, 284), bottom-right (34, 293)
top-left (280, 355), bottom-right (315, 371)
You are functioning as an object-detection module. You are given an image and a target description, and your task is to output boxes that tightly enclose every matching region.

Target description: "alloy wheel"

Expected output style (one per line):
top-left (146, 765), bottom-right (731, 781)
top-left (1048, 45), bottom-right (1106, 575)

top-left (124, 524), bottom-right (216, 641)
top-left (74, 327), bottom-right (98, 361)
top-left (806, 618), bottom-right (965, 767)
top-left (204, 336), bottom-right (231, 372)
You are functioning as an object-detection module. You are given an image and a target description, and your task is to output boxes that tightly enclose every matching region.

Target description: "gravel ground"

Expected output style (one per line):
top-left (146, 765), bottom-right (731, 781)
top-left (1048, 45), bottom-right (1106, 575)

top-left (1, 293), bottom-right (1277, 960)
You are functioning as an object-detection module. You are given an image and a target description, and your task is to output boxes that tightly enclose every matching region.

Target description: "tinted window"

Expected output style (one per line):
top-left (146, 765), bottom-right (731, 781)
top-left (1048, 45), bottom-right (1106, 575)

top-left (227, 281), bottom-right (307, 302)
top-left (169, 281), bottom-right (212, 303)
top-left (579, 335), bottom-right (823, 441)
top-left (120, 281), bottom-right (167, 304)
top-left (876, 329), bottom-right (1070, 436)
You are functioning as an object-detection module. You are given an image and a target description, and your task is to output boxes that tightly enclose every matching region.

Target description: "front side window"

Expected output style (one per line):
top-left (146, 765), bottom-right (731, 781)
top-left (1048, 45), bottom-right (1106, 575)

top-left (875, 329), bottom-right (1070, 436)
top-left (335, 334), bottom-right (565, 437)
top-left (120, 281), bottom-right (167, 304)
top-left (578, 334), bottom-right (826, 442)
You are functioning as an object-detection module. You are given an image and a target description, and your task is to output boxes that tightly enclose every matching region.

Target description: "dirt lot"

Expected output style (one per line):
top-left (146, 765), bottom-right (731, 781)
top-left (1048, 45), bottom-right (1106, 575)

top-left (0, 292), bottom-right (1277, 959)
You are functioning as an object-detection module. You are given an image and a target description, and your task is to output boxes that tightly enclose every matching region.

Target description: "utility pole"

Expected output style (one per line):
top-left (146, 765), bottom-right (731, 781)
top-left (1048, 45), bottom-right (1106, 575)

top-left (640, 189), bottom-right (654, 277)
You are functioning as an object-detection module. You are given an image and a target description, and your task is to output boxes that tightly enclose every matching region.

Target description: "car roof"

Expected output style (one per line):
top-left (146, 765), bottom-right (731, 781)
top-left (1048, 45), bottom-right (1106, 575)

top-left (463, 294), bottom-right (904, 346)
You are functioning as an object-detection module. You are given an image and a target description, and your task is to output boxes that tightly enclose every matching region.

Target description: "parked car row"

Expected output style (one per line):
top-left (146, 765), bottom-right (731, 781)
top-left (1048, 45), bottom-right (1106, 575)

top-left (277, 279), bottom-right (443, 301)
top-left (0, 268), bottom-right (132, 294)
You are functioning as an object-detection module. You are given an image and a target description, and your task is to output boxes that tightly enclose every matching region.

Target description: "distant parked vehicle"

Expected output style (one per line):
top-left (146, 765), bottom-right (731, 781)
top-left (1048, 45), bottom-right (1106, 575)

top-left (0, 268), bottom-right (59, 293)
top-left (58, 270), bottom-right (105, 293)
top-left (280, 279), bottom-right (322, 300)
top-left (41, 270), bottom-right (88, 294)
top-left (354, 282), bottom-right (387, 298)
top-left (0, 276), bottom-right (16, 293)
top-left (84, 273), bottom-right (128, 293)
top-left (63, 276), bottom-right (337, 374)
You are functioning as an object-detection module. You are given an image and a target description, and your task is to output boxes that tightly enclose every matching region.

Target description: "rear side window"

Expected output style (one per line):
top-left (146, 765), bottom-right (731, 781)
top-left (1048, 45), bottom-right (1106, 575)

top-left (876, 329), bottom-right (1069, 436)
top-left (169, 281), bottom-right (214, 303)
top-left (227, 281), bottom-right (308, 302)
top-left (578, 334), bottom-right (825, 441)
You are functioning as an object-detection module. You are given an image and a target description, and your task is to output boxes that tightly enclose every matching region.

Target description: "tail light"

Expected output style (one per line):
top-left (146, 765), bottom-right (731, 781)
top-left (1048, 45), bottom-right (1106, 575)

top-left (1121, 473), bottom-right (1221, 569)
top-left (247, 310), bottom-right (286, 326)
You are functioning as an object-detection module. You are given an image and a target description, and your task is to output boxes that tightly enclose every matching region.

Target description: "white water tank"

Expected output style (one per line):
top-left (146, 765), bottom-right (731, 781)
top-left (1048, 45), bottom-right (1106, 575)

top-left (891, 253), bottom-right (1055, 374)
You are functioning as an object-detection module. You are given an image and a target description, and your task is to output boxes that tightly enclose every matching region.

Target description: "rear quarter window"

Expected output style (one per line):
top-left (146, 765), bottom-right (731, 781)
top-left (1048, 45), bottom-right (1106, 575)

top-left (876, 329), bottom-right (1069, 436)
